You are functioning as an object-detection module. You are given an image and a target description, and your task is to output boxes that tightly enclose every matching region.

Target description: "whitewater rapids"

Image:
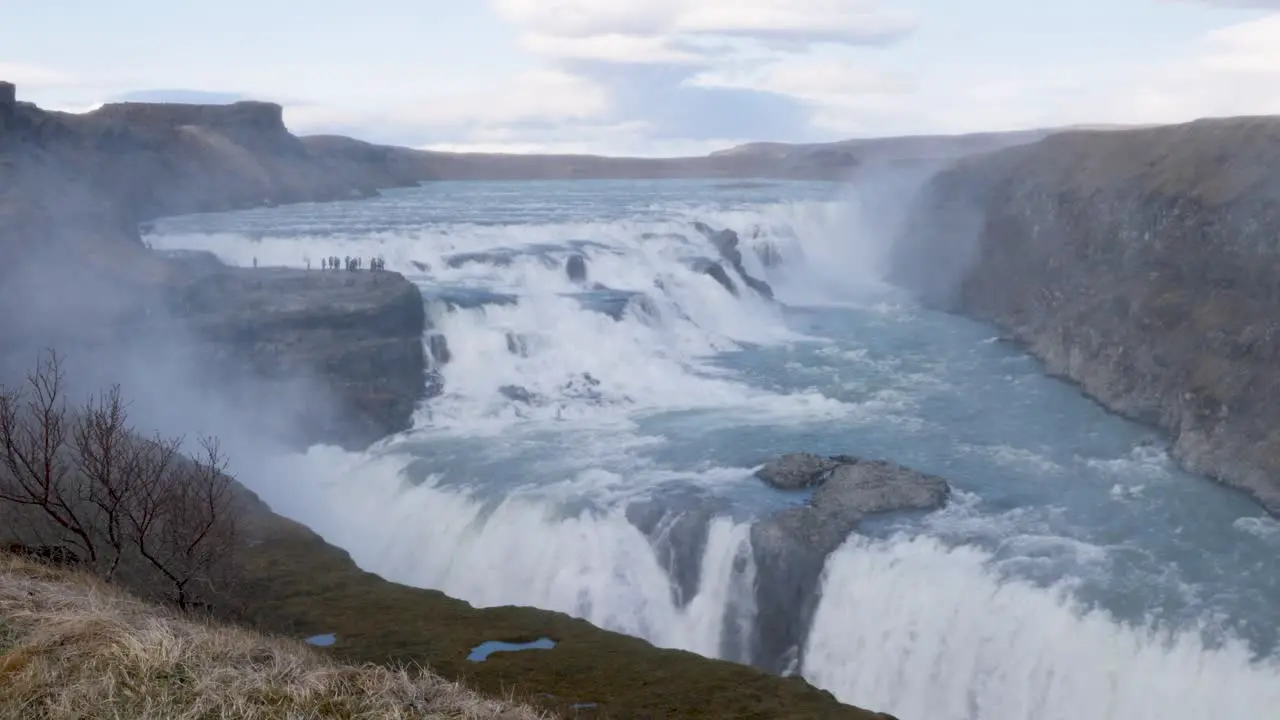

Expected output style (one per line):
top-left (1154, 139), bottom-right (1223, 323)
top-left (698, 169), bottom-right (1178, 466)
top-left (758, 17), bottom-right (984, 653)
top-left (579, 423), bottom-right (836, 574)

top-left (149, 179), bottom-right (1280, 719)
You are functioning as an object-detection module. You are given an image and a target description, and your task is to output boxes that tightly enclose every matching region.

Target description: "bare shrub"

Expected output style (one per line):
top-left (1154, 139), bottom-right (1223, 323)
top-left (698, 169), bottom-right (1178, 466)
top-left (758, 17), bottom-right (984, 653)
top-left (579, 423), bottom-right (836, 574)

top-left (0, 348), bottom-right (242, 611)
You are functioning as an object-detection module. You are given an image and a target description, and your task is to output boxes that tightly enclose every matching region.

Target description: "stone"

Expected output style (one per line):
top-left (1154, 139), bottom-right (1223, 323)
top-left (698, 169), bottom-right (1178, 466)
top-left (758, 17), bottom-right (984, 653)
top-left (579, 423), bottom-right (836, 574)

top-left (755, 452), bottom-right (839, 489)
top-left (750, 453), bottom-right (950, 674)
top-left (565, 254), bottom-right (588, 282)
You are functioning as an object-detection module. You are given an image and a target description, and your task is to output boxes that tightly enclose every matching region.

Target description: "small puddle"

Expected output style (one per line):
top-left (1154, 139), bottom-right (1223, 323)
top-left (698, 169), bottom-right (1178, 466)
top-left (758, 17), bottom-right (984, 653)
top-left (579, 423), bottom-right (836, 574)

top-left (467, 637), bottom-right (556, 662)
top-left (304, 633), bottom-right (337, 647)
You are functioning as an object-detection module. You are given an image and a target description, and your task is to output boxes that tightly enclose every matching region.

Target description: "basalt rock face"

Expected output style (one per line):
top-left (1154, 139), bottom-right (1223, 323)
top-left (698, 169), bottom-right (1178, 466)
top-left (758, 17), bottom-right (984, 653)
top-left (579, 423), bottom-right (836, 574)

top-left (751, 453), bottom-right (951, 674)
top-left (692, 221), bottom-right (775, 299)
top-left (1, 91), bottom-right (431, 449)
top-left (162, 263), bottom-right (427, 449)
top-left (0, 252), bottom-right (427, 450)
top-left (893, 116), bottom-right (1280, 516)
top-left (1, 98), bottom-right (420, 223)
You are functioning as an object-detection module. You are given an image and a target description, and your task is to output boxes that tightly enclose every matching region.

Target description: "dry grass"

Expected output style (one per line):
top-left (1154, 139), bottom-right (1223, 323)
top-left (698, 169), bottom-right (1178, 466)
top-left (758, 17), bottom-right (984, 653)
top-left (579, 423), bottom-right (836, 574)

top-left (0, 553), bottom-right (550, 720)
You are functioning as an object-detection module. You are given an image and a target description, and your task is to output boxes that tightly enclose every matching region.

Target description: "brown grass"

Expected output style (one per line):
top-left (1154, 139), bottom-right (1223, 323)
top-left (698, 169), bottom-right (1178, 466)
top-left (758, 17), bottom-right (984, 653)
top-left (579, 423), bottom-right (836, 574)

top-left (0, 552), bottom-right (550, 720)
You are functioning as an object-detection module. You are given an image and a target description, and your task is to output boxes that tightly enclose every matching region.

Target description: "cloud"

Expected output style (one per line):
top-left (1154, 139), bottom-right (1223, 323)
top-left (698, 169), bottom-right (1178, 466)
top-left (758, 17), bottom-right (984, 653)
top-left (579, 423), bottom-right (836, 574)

top-left (284, 68), bottom-right (610, 145)
top-left (22, 2), bottom-right (1280, 157)
top-left (687, 57), bottom-right (917, 134)
top-left (418, 120), bottom-right (752, 157)
top-left (1198, 12), bottom-right (1280, 72)
top-left (0, 61), bottom-right (77, 87)
top-left (1173, 1), bottom-right (1280, 7)
top-left (492, 0), bottom-right (917, 74)
top-left (110, 89), bottom-right (248, 104)
top-left (564, 59), bottom-right (821, 141)
top-left (520, 33), bottom-right (708, 64)
top-left (1124, 14), bottom-right (1280, 118)
top-left (458, 0), bottom-right (919, 150)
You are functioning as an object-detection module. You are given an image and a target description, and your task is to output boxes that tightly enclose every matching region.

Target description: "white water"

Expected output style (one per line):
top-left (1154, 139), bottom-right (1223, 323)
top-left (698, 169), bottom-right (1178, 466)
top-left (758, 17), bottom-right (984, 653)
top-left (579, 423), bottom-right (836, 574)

top-left (806, 536), bottom-right (1280, 719)
top-left (153, 180), bottom-right (1280, 718)
top-left (255, 444), bottom-right (757, 663)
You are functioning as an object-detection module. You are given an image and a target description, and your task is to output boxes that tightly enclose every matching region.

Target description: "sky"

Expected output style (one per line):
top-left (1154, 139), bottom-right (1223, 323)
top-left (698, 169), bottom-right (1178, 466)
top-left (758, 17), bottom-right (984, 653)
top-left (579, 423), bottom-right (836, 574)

top-left (4, 0), bottom-right (1280, 156)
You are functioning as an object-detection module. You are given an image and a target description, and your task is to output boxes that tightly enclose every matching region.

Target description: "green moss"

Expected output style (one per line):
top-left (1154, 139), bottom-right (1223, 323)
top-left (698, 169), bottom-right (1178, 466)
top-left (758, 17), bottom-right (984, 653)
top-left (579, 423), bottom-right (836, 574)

top-left (231, 507), bottom-right (887, 720)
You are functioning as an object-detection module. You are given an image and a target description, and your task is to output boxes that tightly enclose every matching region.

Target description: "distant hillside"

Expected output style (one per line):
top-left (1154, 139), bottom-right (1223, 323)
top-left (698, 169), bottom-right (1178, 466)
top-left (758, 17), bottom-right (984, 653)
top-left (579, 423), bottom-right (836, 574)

top-left (0, 77), bottom-right (1128, 273)
top-left (309, 127), bottom-right (1060, 183)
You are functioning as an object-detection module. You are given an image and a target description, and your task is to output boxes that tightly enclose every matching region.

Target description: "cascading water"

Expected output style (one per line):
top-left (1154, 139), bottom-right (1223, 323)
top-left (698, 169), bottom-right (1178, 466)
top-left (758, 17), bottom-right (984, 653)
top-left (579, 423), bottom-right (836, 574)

top-left (150, 178), bottom-right (1280, 718)
top-left (805, 536), bottom-right (1280, 720)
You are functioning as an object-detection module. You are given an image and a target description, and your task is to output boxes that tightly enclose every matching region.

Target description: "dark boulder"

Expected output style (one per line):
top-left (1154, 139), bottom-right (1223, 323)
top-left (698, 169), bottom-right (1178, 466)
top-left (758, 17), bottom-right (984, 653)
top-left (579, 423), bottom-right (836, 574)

top-left (499, 384), bottom-right (537, 404)
top-left (756, 452), bottom-right (841, 489)
top-left (711, 229), bottom-right (744, 269)
top-left (687, 258), bottom-right (738, 296)
top-left (428, 333), bottom-right (451, 366)
top-left (565, 254), bottom-right (588, 283)
top-left (692, 221), bottom-right (774, 300)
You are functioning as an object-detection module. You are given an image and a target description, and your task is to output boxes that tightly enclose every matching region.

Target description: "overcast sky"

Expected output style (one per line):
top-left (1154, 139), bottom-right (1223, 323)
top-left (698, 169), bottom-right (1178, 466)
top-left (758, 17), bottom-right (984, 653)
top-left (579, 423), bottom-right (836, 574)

top-left (4, 1), bottom-right (1280, 155)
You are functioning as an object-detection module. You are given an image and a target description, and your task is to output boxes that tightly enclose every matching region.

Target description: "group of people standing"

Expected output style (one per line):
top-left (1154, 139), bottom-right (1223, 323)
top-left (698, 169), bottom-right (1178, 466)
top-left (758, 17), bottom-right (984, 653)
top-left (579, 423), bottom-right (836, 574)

top-left (303, 255), bottom-right (386, 271)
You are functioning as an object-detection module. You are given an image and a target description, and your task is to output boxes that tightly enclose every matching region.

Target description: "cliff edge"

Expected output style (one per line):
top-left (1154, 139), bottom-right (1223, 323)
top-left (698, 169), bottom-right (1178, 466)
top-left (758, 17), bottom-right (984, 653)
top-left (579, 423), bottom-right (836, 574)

top-left (1, 92), bottom-right (416, 224)
top-left (0, 85), bottom-right (428, 448)
top-left (162, 259), bottom-right (427, 448)
top-left (893, 116), bottom-right (1280, 515)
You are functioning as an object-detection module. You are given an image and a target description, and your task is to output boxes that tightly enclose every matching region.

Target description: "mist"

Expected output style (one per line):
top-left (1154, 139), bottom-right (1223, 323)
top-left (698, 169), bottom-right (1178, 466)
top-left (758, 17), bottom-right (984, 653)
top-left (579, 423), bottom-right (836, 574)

top-left (0, 213), bottom-right (350, 491)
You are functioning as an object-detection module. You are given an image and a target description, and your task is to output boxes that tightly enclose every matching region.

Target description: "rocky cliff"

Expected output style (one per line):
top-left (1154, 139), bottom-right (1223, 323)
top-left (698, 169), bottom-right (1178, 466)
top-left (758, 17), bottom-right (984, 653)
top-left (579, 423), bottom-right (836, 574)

top-left (1, 95), bottom-right (419, 225)
top-left (161, 258), bottom-right (427, 449)
top-left (0, 85), bottom-right (429, 448)
top-left (893, 116), bottom-right (1280, 516)
top-left (388, 127), bottom-right (1053, 182)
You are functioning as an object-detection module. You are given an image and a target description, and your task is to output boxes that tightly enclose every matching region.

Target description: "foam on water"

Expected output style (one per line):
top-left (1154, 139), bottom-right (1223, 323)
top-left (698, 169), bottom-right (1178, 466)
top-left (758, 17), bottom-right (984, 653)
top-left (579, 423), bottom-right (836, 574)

top-left (252, 445), bottom-right (757, 662)
top-left (154, 180), bottom-right (1280, 717)
top-left (804, 535), bottom-right (1280, 720)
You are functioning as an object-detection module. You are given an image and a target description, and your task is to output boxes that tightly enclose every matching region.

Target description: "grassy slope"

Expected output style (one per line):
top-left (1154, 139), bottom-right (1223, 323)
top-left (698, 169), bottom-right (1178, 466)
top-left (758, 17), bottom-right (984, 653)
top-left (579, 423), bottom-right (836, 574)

top-left (231, 496), bottom-right (891, 720)
top-left (0, 551), bottom-right (546, 720)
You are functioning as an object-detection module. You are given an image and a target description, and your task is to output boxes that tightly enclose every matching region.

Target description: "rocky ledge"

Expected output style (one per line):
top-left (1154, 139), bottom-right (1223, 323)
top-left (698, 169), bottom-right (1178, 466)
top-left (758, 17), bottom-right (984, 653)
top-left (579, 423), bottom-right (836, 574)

top-left (750, 453), bottom-right (951, 673)
top-left (159, 254), bottom-right (426, 448)
top-left (893, 115), bottom-right (1280, 516)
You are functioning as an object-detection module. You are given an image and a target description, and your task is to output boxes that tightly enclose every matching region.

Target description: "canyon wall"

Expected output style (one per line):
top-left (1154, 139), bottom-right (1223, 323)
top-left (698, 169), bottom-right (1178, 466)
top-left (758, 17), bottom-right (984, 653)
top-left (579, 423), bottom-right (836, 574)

top-left (893, 116), bottom-right (1280, 515)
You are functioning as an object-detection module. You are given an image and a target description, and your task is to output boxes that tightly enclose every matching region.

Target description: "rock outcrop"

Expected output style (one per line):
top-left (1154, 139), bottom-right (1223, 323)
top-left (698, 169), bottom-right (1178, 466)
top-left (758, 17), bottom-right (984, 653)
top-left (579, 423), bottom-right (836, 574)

top-left (162, 262), bottom-right (426, 449)
top-left (893, 116), bottom-right (1280, 516)
top-left (565, 253), bottom-right (588, 283)
top-left (688, 257), bottom-right (740, 296)
top-left (1, 97), bottom-right (422, 225)
top-left (751, 453), bottom-right (951, 674)
top-left (0, 87), bottom-right (431, 449)
top-left (692, 222), bottom-right (775, 299)
top-left (0, 250), bottom-right (427, 450)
